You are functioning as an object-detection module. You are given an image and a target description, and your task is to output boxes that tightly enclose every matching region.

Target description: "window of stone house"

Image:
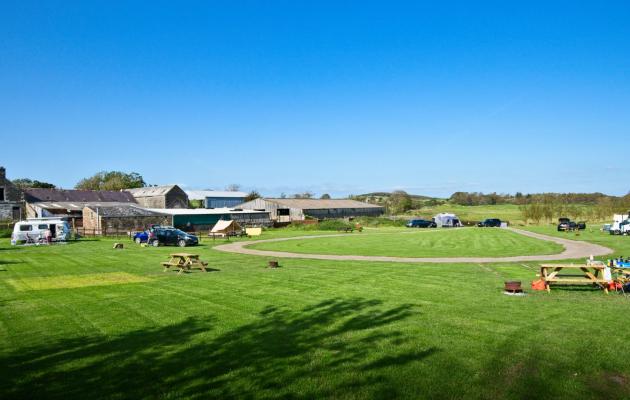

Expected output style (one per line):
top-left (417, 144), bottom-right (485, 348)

top-left (0, 187), bottom-right (5, 201)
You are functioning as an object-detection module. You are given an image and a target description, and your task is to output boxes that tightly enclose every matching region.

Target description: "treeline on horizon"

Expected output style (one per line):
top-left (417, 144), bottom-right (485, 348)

top-left (352, 190), bottom-right (630, 220)
top-left (447, 191), bottom-right (627, 206)
top-left (449, 191), bottom-right (630, 223)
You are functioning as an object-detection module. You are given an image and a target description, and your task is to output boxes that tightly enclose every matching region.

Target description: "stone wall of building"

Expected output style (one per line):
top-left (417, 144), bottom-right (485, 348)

top-left (133, 196), bottom-right (166, 209)
top-left (0, 167), bottom-right (24, 221)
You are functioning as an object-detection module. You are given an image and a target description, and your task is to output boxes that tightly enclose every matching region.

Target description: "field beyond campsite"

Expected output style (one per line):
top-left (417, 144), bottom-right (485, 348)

top-left (1, 228), bottom-right (630, 399)
top-left (248, 228), bottom-right (564, 258)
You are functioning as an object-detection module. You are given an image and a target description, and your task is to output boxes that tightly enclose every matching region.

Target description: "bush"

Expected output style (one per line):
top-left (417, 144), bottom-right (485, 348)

top-left (352, 217), bottom-right (407, 228)
top-left (0, 229), bottom-right (12, 238)
top-left (285, 220), bottom-right (353, 231)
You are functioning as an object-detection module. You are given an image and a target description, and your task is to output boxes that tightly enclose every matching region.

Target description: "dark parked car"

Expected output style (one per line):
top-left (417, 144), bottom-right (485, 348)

top-left (478, 218), bottom-right (502, 227)
top-left (150, 228), bottom-right (198, 247)
top-left (132, 225), bottom-right (174, 244)
top-left (557, 219), bottom-right (585, 231)
top-left (406, 219), bottom-right (437, 228)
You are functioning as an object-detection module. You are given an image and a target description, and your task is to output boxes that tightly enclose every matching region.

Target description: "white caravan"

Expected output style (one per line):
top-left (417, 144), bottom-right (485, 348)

top-left (610, 214), bottom-right (630, 235)
top-left (11, 218), bottom-right (72, 245)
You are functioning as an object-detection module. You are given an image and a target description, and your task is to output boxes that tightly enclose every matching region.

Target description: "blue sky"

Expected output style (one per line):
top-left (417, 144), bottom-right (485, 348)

top-left (1, 1), bottom-right (629, 197)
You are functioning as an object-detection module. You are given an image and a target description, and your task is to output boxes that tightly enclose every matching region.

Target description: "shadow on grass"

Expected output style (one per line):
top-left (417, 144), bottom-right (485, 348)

top-left (0, 298), bottom-right (433, 399)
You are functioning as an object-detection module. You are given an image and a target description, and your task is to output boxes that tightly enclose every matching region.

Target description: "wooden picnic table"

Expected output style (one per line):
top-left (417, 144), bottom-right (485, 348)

top-left (162, 253), bottom-right (208, 275)
top-left (540, 264), bottom-right (609, 294)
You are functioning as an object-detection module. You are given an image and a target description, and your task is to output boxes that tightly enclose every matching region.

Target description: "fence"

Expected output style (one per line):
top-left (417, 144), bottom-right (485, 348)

top-left (75, 227), bottom-right (136, 238)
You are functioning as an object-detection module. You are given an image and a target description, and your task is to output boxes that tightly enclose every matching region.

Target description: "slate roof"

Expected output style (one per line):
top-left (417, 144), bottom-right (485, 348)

top-left (24, 188), bottom-right (136, 203)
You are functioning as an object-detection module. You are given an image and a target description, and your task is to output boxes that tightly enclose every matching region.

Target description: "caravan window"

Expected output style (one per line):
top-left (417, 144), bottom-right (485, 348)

top-left (19, 225), bottom-right (33, 231)
top-left (38, 224), bottom-right (49, 230)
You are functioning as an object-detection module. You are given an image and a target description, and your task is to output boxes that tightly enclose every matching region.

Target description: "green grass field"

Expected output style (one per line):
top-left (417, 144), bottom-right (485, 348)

top-left (249, 228), bottom-right (564, 257)
top-left (1, 229), bottom-right (630, 399)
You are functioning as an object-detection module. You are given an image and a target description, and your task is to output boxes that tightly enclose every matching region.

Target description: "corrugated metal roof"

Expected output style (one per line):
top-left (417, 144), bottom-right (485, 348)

top-left (263, 198), bottom-right (384, 210)
top-left (84, 204), bottom-right (167, 217)
top-left (126, 185), bottom-right (180, 197)
top-left (24, 188), bottom-right (136, 203)
top-left (185, 190), bottom-right (248, 200)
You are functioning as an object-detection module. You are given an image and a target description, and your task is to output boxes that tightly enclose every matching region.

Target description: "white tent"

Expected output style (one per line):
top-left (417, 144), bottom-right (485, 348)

top-left (433, 213), bottom-right (463, 228)
top-left (210, 220), bottom-right (242, 236)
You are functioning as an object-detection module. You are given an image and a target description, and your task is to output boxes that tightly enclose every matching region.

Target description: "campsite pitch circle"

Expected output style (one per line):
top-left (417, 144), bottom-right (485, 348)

top-left (214, 228), bottom-right (613, 263)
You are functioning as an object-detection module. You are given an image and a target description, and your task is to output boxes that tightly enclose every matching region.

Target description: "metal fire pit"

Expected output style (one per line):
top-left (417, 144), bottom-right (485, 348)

top-left (504, 281), bottom-right (523, 293)
top-left (268, 260), bottom-right (279, 268)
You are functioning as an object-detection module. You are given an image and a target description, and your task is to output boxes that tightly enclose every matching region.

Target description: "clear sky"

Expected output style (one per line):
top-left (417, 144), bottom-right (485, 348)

top-left (1, 1), bottom-right (629, 197)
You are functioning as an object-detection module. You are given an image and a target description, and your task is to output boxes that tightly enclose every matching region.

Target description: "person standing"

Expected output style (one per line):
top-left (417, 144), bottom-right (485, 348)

top-left (44, 227), bottom-right (52, 244)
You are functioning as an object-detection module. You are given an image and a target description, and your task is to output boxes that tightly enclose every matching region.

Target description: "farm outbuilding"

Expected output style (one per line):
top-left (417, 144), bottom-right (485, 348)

top-left (126, 185), bottom-right (188, 209)
top-left (82, 205), bottom-right (170, 235)
top-left (236, 198), bottom-right (385, 222)
top-left (148, 207), bottom-right (271, 231)
top-left (23, 188), bottom-right (137, 223)
top-left (185, 190), bottom-right (248, 208)
top-left (0, 167), bottom-right (24, 221)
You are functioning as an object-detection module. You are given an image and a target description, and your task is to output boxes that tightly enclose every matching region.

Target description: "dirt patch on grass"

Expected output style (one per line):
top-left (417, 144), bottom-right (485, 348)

top-left (6, 272), bottom-right (152, 291)
top-left (587, 372), bottom-right (630, 398)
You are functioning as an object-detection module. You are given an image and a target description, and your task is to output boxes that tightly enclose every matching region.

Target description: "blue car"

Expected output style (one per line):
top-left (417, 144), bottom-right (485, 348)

top-left (133, 231), bottom-right (150, 244)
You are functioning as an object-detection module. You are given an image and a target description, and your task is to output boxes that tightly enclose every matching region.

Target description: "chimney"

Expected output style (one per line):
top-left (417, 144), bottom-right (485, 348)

top-left (0, 166), bottom-right (5, 180)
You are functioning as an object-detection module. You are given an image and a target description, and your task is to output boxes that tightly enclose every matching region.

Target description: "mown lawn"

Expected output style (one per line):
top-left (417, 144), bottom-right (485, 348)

top-left (248, 228), bottom-right (563, 257)
top-left (1, 230), bottom-right (629, 399)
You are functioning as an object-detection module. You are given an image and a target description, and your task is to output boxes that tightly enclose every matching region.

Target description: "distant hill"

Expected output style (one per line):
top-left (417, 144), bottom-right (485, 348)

top-left (352, 192), bottom-right (437, 201)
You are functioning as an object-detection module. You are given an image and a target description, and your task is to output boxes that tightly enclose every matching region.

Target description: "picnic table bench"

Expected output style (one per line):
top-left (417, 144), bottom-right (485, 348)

top-left (337, 227), bottom-right (354, 233)
top-left (539, 263), bottom-right (609, 293)
top-left (162, 253), bottom-right (209, 275)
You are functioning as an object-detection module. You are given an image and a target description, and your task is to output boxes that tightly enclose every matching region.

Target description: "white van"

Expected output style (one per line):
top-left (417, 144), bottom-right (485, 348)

top-left (11, 218), bottom-right (72, 245)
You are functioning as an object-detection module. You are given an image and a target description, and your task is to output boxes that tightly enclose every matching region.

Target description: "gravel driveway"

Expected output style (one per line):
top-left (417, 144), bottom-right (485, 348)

top-left (214, 228), bottom-right (613, 263)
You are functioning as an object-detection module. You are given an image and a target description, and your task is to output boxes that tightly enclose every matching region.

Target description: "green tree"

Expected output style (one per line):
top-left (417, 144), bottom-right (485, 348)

top-left (244, 190), bottom-right (261, 202)
top-left (75, 171), bottom-right (146, 191)
top-left (389, 190), bottom-right (412, 214)
top-left (320, 193), bottom-right (331, 199)
top-left (12, 178), bottom-right (56, 189)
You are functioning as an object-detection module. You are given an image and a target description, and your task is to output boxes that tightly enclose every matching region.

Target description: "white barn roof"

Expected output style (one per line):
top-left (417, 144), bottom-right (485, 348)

top-left (185, 190), bottom-right (248, 200)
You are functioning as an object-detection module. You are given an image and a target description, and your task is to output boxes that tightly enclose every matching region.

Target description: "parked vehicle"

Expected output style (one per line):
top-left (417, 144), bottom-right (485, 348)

top-left (557, 218), bottom-right (585, 232)
top-left (610, 218), bottom-right (630, 235)
top-left (11, 218), bottom-right (72, 245)
top-left (133, 225), bottom-right (175, 244)
top-left (558, 221), bottom-right (577, 231)
top-left (133, 231), bottom-right (150, 244)
top-left (477, 218), bottom-right (501, 227)
top-left (150, 228), bottom-right (198, 247)
top-left (406, 219), bottom-right (437, 228)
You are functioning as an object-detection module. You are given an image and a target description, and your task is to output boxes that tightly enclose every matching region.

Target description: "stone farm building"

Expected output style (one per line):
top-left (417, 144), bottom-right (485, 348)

top-left (237, 198), bottom-right (385, 222)
top-left (23, 188), bottom-right (137, 226)
top-left (0, 167), bottom-right (23, 221)
top-left (82, 204), bottom-right (170, 235)
top-left (126, 185), bottom-right (188, 209)
top-left (185, 190), bottom-right (248, 209)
